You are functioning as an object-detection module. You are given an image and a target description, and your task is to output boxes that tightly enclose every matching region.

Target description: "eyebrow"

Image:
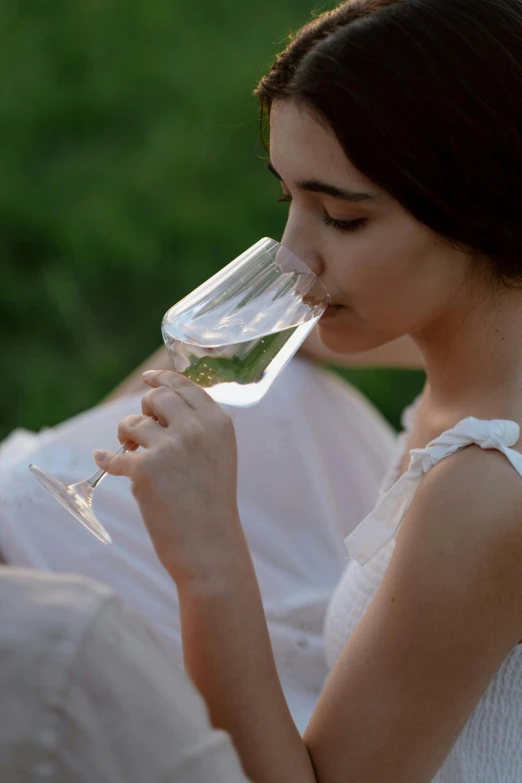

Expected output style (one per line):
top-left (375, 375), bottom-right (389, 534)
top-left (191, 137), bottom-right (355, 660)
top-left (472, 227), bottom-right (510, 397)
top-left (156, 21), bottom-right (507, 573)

top-left (267, 161), bottom-right (377, 203)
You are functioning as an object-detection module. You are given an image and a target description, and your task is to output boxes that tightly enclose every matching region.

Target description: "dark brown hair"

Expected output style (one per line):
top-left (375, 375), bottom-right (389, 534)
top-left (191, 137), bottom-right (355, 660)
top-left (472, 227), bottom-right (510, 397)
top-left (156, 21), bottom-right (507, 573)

top-left (255, 0), bottom-right (522, 284)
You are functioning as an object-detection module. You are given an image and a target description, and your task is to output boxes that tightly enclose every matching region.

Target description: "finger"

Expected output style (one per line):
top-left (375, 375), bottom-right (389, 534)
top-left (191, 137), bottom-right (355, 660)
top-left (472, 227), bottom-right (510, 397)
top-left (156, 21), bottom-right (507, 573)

top-left (117, 413), bottom-right (163, 449)
top-left (93, 448), bottom-right (140, 477)
top-left (142, 369), bottom-right (219, 414)
top-left (141, 386), bottom-right (179, 426)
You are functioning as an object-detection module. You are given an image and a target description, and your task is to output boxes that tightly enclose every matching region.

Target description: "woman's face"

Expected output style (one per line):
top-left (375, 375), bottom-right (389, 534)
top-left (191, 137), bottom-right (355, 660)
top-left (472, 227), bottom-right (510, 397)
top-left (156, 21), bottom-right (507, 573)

top-left (269, 100), bottom-right (474, 354)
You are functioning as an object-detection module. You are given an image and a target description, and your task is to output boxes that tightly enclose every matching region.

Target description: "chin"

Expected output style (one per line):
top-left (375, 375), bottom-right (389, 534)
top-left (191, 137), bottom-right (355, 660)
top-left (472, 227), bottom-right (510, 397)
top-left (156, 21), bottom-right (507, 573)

top-left (317, 316), bottom-right (386, 356)
top-left (317, 326), bottom-right (367, 355)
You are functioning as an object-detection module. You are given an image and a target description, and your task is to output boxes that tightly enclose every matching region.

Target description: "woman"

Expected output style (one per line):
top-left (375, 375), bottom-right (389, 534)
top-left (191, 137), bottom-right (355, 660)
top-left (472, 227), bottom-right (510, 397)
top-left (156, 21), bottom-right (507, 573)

top-left (95, 1), bottom-right (522, 781)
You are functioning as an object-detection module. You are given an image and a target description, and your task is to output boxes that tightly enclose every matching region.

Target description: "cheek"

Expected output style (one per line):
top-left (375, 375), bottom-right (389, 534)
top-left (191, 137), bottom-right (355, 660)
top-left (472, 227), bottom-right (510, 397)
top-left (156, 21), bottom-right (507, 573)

top-left (329, 239), bottom-right (410, 308)
top-left (318, 234), bottom-right (449, 352)
top-left (345, 227), bottom-right (441, 308)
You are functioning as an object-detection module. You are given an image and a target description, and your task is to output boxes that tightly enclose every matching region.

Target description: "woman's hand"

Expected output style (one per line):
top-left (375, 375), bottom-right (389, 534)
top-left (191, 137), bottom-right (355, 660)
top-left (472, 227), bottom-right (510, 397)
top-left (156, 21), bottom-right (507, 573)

top-left (94, 370), bottom-right (244, 586)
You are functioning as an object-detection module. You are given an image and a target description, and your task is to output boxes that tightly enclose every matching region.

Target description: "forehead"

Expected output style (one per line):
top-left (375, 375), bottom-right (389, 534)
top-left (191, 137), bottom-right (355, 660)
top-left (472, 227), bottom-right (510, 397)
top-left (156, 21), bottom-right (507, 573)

top-left (269, 99), bottom-right (373, 190)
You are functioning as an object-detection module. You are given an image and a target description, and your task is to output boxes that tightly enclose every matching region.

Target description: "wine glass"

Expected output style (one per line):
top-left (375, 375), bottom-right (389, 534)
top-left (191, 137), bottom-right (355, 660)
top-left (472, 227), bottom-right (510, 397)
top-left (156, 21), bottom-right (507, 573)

top-left (29, 238), bottom-right (330, 544)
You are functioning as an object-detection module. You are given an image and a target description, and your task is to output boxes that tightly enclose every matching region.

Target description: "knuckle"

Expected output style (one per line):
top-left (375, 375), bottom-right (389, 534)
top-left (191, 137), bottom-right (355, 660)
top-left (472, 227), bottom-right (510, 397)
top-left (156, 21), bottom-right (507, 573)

top-left (157, 370), bottom-right (178, 388)
top-left (190, 418), bottom-right (207, 437)
top-left (214, 409), bottom-right (234, 435)
top-left (141, 388), bottom-right (160, 414)
top-left (178, 419), bottom-right (205, 445)
top-left (118, 414), bottom-right (144, 440)
top-left (145, 385), bottom-right (173, 407)
top-left (157, 438), bottom-right (181, 463)
top-left (166, 437), bottom-right (185, 458)
top-left (141, 388), bottom-right (155, 408)
top-left (151, 384), bottom-right (167, 398)
top-left (157, 386), bottom-right (175, 403)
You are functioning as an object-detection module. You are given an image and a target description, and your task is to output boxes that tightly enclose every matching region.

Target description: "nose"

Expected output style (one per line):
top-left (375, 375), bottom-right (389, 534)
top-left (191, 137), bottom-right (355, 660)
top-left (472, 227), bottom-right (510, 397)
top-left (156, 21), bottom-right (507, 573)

top-left (281, 219), bottom-right (323, 278)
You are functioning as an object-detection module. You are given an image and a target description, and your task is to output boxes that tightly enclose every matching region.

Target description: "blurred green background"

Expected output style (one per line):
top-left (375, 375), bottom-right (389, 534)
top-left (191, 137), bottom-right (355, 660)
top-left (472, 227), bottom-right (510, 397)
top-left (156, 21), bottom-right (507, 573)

top-left (0, 0), bottom-right (424, 441)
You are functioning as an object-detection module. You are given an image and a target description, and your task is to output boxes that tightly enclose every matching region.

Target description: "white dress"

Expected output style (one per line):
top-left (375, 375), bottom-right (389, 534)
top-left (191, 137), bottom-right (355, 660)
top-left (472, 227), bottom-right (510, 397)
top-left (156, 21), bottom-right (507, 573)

top-left (0, 357), bottom-right (396, 734)
top-left (324, 401), bottom-right (522, 782)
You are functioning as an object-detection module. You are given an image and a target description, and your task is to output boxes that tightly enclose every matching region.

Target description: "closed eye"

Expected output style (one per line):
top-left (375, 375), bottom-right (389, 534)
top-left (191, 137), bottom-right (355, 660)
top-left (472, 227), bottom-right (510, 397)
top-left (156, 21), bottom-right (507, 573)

top-left (322, 212), bottom-right (368, 234)
top-left (276, 193), bottom-right (367, 234)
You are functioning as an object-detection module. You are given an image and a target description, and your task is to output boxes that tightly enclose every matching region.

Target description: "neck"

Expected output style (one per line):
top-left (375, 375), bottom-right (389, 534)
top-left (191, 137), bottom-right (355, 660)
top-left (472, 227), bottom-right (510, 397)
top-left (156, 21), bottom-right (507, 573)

top-left (413, 281), bottom-right (522, 413)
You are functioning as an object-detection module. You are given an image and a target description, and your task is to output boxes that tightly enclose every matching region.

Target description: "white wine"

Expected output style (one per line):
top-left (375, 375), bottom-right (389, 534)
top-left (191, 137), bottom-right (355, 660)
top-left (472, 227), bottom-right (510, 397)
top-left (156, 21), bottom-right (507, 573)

top-left (162, 315), bottom-right (321, 407)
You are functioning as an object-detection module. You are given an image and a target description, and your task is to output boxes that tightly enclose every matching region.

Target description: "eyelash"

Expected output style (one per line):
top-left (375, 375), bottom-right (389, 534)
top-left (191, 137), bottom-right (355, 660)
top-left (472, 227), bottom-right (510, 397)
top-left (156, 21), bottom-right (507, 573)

top-left (276, 194), bottom-right (367, 234)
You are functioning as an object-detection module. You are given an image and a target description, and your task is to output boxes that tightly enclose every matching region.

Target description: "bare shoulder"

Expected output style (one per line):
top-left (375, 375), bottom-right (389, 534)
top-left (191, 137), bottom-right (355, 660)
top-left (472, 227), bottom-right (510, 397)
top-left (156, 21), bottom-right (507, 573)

top-left (392, 442), bottom-right (522, 624)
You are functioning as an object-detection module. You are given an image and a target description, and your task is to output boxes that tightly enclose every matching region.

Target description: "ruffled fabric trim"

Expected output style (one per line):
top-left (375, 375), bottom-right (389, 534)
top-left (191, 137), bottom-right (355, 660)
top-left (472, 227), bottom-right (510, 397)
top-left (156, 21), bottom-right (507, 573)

top-left (345, 417), bottom-right (522, 565)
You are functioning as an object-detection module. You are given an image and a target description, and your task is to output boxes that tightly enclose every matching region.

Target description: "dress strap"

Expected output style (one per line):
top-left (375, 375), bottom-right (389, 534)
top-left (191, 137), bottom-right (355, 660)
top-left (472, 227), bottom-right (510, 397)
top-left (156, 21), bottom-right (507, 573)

top-left (345, 417), bottom-right (522, 565)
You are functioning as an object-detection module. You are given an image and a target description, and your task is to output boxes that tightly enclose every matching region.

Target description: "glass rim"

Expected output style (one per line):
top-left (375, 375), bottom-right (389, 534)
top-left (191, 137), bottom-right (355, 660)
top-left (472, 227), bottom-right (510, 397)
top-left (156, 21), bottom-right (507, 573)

top-left (265, 237), bottom-right (331, 305)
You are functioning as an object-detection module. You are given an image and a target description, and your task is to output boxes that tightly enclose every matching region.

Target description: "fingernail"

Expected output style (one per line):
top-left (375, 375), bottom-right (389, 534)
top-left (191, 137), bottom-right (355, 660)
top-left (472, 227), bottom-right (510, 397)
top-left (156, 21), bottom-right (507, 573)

top-left (93, 449), bottom-right (109, 462)
top-left (142, 370), bottom-right (158, 379)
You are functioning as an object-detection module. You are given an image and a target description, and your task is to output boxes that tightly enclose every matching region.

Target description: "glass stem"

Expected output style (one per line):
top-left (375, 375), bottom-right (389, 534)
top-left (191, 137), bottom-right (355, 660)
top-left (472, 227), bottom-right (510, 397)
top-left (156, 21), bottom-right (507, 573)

top-left (85, 443), bottom-right (132, 491)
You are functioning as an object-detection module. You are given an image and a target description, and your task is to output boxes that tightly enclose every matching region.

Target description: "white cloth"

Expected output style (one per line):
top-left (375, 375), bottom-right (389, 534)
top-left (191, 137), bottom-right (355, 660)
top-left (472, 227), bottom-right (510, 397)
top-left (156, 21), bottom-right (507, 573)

top-left (0, 566), bottom-right (250, 782)
top-left (325, 402), bottom-right (522, 782)
top-left (0, 357), bottom-right (396, 733)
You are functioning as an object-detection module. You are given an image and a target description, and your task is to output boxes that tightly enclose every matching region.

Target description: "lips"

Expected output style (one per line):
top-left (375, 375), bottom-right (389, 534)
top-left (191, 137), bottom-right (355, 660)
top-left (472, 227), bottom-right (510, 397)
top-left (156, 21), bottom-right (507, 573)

top-left (321, 303), bottom-right (344, 320)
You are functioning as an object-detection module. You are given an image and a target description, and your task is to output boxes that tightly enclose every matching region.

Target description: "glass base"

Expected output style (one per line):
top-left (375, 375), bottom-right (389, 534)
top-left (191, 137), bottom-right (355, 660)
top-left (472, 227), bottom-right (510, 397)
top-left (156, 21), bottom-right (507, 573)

top-left (29, 464), bottom-right (112, 544)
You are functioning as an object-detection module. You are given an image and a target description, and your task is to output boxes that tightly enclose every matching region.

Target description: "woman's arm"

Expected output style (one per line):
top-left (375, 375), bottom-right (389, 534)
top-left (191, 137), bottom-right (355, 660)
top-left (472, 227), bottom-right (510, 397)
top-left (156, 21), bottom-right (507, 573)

top-left (104, 331), bottom-right (423, 402)
top-left (178, 540), bottom-right (317, 783)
